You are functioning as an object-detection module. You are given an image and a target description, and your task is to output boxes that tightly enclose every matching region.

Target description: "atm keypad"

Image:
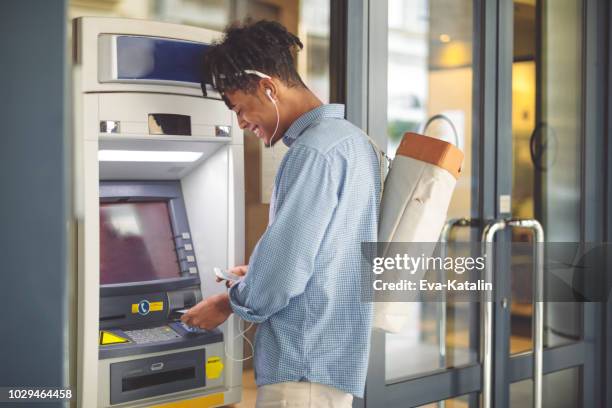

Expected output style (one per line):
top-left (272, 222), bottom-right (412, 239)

top-left (124, 326), bottom-right (181, 344)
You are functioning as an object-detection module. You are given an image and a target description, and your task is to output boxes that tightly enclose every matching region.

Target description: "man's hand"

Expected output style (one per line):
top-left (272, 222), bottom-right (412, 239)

top-left (181, 293), bottom-right (233, 330)
top-left (216, 264), bottom-right (248, 288)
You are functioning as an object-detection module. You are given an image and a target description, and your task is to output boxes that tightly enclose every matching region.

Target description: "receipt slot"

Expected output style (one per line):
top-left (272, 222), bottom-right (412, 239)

top-left (73, 18), bottom-right (245, 407)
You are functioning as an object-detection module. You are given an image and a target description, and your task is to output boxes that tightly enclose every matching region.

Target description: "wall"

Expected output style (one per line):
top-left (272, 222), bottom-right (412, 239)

top-left (0, 0), bottom-right (70, 405)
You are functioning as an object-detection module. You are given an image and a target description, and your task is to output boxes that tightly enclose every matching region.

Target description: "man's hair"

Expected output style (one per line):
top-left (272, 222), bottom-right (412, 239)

top-left (202, 20), bottom-right (305, 99)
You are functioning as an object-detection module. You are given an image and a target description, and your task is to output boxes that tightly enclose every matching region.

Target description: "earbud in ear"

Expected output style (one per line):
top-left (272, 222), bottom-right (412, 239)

top-left (265, 88), bottom-right (275, 103)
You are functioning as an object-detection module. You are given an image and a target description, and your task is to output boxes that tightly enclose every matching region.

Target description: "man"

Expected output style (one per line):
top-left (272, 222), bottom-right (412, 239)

top-left (182, 20), bottom-right (380, 407)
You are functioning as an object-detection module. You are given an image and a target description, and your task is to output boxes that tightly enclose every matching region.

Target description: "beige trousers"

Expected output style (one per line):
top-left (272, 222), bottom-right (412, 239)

top-left (255, 382), bottom-right (354, 408)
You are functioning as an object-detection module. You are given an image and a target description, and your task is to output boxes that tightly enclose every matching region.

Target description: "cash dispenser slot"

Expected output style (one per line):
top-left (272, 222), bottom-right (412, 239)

top-left (110, 349), bottom-right (206, 405)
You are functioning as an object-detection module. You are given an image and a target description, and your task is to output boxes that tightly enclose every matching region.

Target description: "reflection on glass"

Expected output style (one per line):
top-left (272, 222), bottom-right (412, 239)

top-left (416, 393), bottom-right (474, 408)
top-left (387, 0), bottom-right (473, 219)
top-left (510, 367), bottom-right (580, 407)
top-left (385, 0), bottom-right (475, 383)
top-left (386, 302), bottom-right (478, 382)
top-left (100, 202), bottom-right (180, 285)
top-left (299, 0), bottom-right (330, 103)
top-left (510, 0), bottom-right (583, 355)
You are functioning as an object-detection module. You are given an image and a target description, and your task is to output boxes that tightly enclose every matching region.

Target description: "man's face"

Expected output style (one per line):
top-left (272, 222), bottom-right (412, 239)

top-left (224, 87), bottom-right (279, 146)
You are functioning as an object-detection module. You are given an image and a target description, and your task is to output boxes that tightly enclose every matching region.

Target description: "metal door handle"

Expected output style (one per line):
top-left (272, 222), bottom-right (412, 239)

top-left (481, 218), bottom-right (544, 408)
top-left (506, 219), bottom-right (544, 408)
top-left (437, 218), bottom-right (480, 408)
top-left (481, 219), bottom-right (506, 408)
top-left (439, 221), bottom-right (480, 356)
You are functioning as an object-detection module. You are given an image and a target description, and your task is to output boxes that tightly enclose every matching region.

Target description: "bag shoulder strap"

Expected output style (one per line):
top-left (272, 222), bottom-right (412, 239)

top-left (363, 133), bottom-right (390, 202)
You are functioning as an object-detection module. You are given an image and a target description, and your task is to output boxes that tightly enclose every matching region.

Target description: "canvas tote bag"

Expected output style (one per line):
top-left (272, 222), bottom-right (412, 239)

top-left (366, 120), bottom-right (464, 333)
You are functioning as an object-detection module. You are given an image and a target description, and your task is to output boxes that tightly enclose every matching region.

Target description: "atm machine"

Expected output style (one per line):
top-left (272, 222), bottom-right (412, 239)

top-left (73, 18), bottom-right (244, 407)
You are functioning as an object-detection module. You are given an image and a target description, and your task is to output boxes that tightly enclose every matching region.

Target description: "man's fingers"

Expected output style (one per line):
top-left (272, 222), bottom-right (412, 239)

top-left (180, 313), bottom-right (192, 325)
top-left (182, 315), bottom-right (200, 328)
top-left (181, 310), bottom-right (199, 327)
top-left (176, 294), bottom-right (230, 331)
top-left (228, 265), bottom-right (248, 277)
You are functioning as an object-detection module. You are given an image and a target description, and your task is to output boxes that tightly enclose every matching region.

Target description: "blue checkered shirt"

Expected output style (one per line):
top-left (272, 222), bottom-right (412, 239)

top-left (228, 104), bottom-right (380, 397)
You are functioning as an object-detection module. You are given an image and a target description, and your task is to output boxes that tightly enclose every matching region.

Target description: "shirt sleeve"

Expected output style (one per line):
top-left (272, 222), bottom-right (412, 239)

top-left (228, 145), bottom-right (339, 323)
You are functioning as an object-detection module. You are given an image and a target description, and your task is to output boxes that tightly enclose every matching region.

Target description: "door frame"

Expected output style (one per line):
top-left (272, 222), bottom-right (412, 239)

top-left (498, 0), bottom-right (607, 406)
top-left (599, 1), bottom-right (612, 408)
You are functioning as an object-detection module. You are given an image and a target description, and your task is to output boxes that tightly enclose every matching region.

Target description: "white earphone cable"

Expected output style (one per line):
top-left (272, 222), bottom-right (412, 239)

top-left (224, 318), bottom-right (254, 362)
top-left (267, 91), bottom-right (280, 160)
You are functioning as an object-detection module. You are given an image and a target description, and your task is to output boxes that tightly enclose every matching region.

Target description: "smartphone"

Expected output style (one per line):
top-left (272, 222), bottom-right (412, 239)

top-left (214, 267), bottom-right (241, 281)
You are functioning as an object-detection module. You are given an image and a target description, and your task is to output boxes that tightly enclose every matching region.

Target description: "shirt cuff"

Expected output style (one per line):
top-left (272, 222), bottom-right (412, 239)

top-left (228, 279), bottom-right (268, 323)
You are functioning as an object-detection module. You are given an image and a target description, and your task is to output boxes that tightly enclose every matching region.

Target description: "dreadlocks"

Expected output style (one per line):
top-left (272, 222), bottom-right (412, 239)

top-left (201, 20), bottom-right (306, 101)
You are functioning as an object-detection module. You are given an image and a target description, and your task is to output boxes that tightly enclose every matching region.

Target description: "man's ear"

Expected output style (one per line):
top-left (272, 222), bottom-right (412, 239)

top-left (259, 78), bottom-right (278, 101)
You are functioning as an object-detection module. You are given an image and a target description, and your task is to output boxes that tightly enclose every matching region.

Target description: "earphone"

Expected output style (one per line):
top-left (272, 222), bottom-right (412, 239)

top-left (266, 88), bottom-right (274, 101)
top-left (265, 88), bottom-right (280, 151)
top-left (224, 319), bottom-right (254, 362)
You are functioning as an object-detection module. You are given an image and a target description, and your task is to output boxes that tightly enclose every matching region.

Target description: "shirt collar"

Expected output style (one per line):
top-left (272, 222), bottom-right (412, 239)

top-left (283, 104), bottom-right (345, 147)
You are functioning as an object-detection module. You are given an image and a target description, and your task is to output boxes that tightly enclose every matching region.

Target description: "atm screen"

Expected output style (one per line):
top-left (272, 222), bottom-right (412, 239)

top-left (100, 201), bottom-right (181, 285)
top-left (116, 35), bottom-right (208, 84)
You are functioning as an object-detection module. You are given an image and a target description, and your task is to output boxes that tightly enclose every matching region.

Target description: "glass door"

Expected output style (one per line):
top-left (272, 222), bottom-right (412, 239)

top-left (505, 0), bottom-right (602, 406)
top-left (363, 0), bottom-right (484, 406)
top-left (362, 0), bottom-right (606, 407)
